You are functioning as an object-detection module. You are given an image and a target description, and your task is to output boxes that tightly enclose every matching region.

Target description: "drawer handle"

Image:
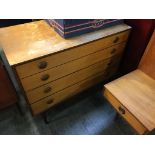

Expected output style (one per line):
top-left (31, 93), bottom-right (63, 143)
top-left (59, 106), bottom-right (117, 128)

top-left (38, 61), bottom-right (48, 69)
top-left (46, 99), bottom-right (54, 104)
top-left (111, 48), bottom-right (117, 54)
top-left (107, 61), bottom-right (112, 66)
top-left (44, 87), bottom-right (52, 93)
top-left (41, 74), bottom-right (49, 81)
top-left (113, 37), bottom-right (120, 43)
top-left (118, 106), bottom-right (125, 115)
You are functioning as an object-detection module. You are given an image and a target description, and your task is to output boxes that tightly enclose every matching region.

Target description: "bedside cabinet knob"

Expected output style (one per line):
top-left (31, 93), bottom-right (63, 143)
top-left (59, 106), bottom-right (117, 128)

top-left (107, 61), bottom-right (112, 66)
top-left (38, 61), bottom-right (48, 69)
top-left (41, 74), bottom-right (49, 81)
top-left (111, 48), bottom-right (117, 54)
top-left (44, 87), bottom-right (52, 93)
top-left (118, 106), bottom-right (125, 115)
top-left (46, 99), bottom-right (54, 104)
top-left (113, 37), bottom-right (119, 43)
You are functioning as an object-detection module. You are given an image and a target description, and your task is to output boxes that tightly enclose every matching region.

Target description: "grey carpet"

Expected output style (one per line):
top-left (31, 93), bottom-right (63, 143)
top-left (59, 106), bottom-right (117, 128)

top-left (0, 88), bottom-right (136, 135)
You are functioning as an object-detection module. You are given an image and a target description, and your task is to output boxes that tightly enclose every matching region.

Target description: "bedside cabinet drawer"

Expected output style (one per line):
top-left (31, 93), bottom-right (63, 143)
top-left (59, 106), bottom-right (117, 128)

top-left (26, 56), bottom-right (121, 103)
top-left (103, 89), bottom-right (147, 134)
top-left (16, 30), bottom-right (130, 78)
top-left (30, 72), bottom-right (106, 115)
top-left (20, 43), bottom-right (126, 91)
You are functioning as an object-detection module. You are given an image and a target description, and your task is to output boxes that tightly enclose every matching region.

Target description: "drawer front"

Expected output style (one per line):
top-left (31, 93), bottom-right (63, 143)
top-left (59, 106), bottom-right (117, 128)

top-left (27, 56), bottom-right (121, 104)
top-left (103, 89), bottom-right (147, 134)
top-left (30, 72), bottom-right (106, 115)
top-left (20, 43), bottom-right (126, 91)
top-left (16, 30), bottom-right (130, 78)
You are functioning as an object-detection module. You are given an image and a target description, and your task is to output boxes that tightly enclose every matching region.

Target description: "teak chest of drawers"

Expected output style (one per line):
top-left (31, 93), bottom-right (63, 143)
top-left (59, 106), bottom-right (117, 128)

top-left (0, 20), bottom-right (131, 115)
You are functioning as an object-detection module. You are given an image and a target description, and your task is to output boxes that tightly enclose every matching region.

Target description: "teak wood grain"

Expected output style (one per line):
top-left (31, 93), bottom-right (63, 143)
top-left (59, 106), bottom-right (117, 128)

top-left (0, 21), bottom-right (131, 115)
top-left (104, 30), bottom-right (155, 134)
top-left (20, 45), bottom-right (124, 91)
top-left (27, 57), bottom-right (121, 103)
top-left (15, 32), bottom-right (128, 78)
top-left (104, 88), bottom-right (147, 134)
top-left (30, 62), bottom-right (119, 115)
top-left (31, 72), bottom-right (108, 115)
top-left (104, 69), bottom-right (155, 133)
top-left (0, 20), bottom-right (131, 66)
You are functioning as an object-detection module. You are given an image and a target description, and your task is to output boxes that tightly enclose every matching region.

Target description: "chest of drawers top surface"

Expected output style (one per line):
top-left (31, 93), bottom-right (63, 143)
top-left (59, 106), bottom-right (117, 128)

top-left (0, 20), bottom-right (131, 66)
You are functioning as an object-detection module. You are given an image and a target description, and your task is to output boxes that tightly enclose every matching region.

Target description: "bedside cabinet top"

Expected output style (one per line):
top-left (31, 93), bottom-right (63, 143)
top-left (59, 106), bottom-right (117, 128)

top-left (0, 20), bottom-right (131, 66)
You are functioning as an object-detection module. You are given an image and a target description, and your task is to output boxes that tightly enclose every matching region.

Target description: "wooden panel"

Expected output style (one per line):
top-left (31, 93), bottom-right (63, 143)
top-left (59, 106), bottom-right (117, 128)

top-left (138, 30), bottom-right (155, 80)
top-left (15, 33), bottom-right (128, 78)
top-left (20, 44), bottom-right (125, 91)
top-left (104, 70), bottom-right (155, 132)
top-left (103, 88), bottom-right (147, 134)
top-left (31, 72), bottom-right (107, 115)
top-left (27, 57), bottom-right (121, 103)
top-left (0, 20), bottom-right (131, 66)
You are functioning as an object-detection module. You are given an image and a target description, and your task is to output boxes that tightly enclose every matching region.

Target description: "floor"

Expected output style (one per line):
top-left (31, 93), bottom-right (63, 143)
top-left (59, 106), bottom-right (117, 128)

top-left (0, 85), bottom-right (137, 135)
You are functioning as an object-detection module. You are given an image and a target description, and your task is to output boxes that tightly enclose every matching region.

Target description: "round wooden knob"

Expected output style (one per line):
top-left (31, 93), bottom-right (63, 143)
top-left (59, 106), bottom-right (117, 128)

top-left (38, 61), bottom-right (48, 69)
top-left (46, 99), bottom-right (54, 104)
top-left (118, 106), bottom-right (125, 114)
top-left (113, 37), bottom-right (119, 43)
top-left (44, 87), bottom-right (52, 93)
top-left (41, 74), bottom-right (49, 81)
top-left (107, 61), bottom-right (112, 66)
top-left (111, 48), bottom-right (117, 54)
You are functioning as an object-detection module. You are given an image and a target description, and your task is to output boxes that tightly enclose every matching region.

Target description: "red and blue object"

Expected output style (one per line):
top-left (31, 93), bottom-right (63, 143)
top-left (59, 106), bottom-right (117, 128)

top-left (46, 19), bottom-right (123, 38)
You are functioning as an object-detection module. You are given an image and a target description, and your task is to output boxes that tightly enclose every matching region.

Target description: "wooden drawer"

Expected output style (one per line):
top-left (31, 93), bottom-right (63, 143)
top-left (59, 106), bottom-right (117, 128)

top-left (30, 72), bottom-right (107, 115)
top-left (27, 56), bottom-right (121, 103)
top-left (16, 30), bottom-right (130, 78)
top-left (103, 89), bottom-right (147, 134)
top-left (20, 43), bottom-right (126, 91)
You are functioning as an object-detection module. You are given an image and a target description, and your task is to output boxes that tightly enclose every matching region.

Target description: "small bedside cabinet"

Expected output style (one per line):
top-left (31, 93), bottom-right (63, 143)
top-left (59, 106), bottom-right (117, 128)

top-left (103, 30), bottom-right (155, 134)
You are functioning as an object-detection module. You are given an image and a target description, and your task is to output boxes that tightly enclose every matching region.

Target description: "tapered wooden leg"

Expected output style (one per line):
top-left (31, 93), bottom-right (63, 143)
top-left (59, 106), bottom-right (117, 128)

top-left (42, 111), bottom-right (51, 124)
